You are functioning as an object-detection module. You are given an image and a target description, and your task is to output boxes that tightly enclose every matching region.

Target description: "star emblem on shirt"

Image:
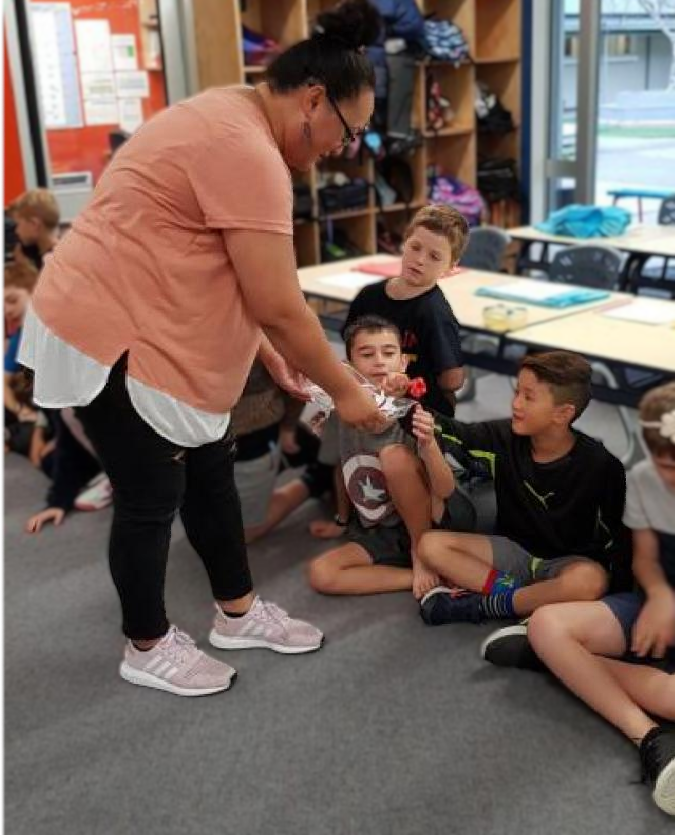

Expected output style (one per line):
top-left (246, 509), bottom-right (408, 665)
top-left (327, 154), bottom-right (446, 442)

top-left (359, 476), bottom-right (386, 504)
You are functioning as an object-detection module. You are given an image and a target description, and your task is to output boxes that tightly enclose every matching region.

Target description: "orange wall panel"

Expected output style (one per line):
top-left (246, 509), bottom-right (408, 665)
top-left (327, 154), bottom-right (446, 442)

top-left (4, 34), bottom-right (27, 204)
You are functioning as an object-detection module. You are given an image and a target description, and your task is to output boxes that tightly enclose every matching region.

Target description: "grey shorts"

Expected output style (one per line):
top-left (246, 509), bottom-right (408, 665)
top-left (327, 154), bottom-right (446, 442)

top-left (233, 443), bottom-right (281, 528)
top-left (347, 518), bottom-right (412, 569)
top-left (602, 592), bottom-right (675, 674)
top-left (486, 535), bottom-right (599, 584)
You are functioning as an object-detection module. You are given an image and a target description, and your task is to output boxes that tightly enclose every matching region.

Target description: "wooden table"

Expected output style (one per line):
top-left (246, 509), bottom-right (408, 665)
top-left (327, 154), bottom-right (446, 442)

top-left (299, 255), bottom-right (627, 333)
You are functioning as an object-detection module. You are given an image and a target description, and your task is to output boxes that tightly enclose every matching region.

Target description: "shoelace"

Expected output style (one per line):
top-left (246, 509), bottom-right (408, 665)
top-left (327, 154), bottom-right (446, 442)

top-left (256, 600), bottom-right (289, 626)
top-left (159, 626), bottom-right (197, 666)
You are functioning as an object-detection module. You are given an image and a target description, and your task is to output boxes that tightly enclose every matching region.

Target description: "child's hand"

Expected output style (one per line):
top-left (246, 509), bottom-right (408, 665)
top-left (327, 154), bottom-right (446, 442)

top-left (412, 563), bottom-right (440, 600)
top-left (382, 372), bottom-right (409, 398)
top-left (26, 507), bottom-right (65, 534)
top-left (631, 588), bottom-right (675, 658)
top-left (411, 406), bottom-right (436, 450)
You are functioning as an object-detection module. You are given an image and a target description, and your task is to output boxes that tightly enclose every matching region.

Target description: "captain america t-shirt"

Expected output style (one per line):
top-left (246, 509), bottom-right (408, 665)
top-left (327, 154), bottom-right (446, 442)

top-left (338, 418), bottom-right (416, 528)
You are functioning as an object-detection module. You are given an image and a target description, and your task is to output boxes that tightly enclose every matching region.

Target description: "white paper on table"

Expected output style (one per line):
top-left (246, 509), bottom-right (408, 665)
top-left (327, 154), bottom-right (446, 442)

top-left (83, 97), bottom-right (119, 126)
top-left (80, 72), bottom-right (116, 99)
top-left (75, 19), bottom-right (113, 73)
top-left (489, 280), bottom-right (577, 302)
top-left (112, 34), bottom-right (138, 70)
top-left (601, 299), bottom-right (675, 326)
top-left (316, 272), bottom-right (383, 289)
top-left (118, 97), bottom-right (144, 133)
top-left (115, 70), bottom-right (150, 98)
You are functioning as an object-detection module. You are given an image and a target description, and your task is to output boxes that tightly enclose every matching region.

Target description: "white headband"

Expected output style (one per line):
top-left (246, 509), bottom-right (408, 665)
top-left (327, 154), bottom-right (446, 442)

top-left (640, 408), bottom-right (675, 444)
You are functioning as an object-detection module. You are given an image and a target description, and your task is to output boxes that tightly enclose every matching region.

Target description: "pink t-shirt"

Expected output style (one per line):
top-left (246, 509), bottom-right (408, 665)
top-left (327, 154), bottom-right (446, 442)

top-left (32, 86), bottom-right (293, 414)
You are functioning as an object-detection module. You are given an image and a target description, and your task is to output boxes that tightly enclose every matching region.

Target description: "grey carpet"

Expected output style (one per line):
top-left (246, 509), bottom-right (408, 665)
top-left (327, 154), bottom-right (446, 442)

top-left (5, 375), bottom-right (669, 835)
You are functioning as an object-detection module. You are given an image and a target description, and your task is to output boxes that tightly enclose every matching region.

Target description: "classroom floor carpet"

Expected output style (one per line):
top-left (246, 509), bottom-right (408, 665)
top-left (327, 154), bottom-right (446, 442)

top-left (5, 375), bottom-right (671, 835)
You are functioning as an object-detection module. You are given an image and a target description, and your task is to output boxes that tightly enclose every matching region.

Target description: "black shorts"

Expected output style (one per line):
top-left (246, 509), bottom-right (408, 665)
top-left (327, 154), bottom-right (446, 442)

top-left (347, 518), bottom-right (412, 569)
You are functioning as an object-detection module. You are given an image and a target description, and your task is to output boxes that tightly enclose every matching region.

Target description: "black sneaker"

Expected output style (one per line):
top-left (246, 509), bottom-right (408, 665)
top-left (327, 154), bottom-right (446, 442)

top-left (419, 586), bottom-right (483, 626)
top-left (639, 726), bottom-right (675, 816)
top-left (480, 621), bottom-right (546, 671)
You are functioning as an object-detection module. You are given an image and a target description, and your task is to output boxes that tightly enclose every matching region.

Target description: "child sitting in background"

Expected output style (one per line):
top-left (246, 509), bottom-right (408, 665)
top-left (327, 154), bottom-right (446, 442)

top-left (523, 383), bottom-right (675, 817)
top-left (417, 350), bottom-right (630, 627)
top-left (5, 262), bottom-right (40, 452)
top-left (312, 203), bottom-right (470, 540)
top-left (308, 315), bottom-right (454, 600)
top-left (9, 189), bottom-right (60, 271)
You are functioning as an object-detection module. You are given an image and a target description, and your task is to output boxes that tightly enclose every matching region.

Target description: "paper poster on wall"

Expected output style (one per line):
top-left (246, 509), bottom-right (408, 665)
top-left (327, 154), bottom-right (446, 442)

top-left (80, 72), bottom-right (116, 100)
top-left (30, 3), bottom-right (83, 129)
top-left (75, 19), bottom-right (113, 73)
top-left (112, 34), bottom-right (138, 71)
top-left (83, 97), bottom-right (119, 126)
top-left (115, 70), bottom-right (150, 98)
top-left (118, 97), bottom-right (144, 134)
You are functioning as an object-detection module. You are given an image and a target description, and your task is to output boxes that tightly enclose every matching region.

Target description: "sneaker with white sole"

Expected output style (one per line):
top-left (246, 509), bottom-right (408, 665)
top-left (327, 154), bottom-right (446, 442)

top-left (209, 597), bottom-right (323, 654)
top-left (119, 625), bottom-right (236, 696)
top-left (75, 474), bottom-right (113, 512)
top-left (640, 726), bottom-right (675, 816)
top-left (480, 620), bottom-right (545, 671)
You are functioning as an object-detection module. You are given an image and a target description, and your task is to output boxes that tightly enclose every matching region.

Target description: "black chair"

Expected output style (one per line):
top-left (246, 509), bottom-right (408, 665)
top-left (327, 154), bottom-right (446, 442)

top-left (548, 244), bottom-right (624, 290)
top-left (460, 226), bottom-right (511, 272)
top-left (634, 194), bottom-right (675, 299)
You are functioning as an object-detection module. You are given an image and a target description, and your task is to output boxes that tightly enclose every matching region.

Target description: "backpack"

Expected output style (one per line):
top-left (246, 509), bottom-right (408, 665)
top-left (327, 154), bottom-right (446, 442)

top-left (423, 19), bottom-right (470, 65)
top-left (429, 175), bottom-right (484, 226)
top-left (477, 157), bottom-right (520, 203)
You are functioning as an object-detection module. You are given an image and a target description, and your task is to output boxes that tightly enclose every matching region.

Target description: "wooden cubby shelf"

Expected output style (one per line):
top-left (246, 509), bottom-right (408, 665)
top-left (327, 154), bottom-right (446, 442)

top-left (189, 0), bottom-right (521, 266)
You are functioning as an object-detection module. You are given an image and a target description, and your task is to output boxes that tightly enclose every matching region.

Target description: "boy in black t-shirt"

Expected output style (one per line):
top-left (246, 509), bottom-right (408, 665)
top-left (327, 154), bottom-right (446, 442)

top-left (345, 204), bottom-right (469, 417)
top-left (417, 351), bottom-right (630, 626)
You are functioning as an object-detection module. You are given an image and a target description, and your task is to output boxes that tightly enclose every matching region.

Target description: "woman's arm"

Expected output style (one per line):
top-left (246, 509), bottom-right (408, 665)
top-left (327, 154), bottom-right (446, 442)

top-left (224, 229), bottom-right (385, 433)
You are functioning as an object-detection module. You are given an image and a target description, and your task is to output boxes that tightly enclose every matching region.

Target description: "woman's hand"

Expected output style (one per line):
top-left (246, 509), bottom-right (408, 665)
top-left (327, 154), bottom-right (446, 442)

top-left (334, 384), bottom-right (390, 434)
top-left (382, 372), bottom-right (409, 398)
top-left (259, 337), bottom-right (310, 401)
top-left (26, 507), bottom-right (65, 534)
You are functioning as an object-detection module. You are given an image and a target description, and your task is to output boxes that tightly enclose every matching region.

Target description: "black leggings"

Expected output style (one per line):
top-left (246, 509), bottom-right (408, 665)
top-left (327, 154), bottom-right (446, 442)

top-left (77, 359), bottom-right (253, 641)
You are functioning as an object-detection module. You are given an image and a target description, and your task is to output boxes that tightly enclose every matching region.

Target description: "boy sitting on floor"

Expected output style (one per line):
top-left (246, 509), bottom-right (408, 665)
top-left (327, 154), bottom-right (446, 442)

top-left (416, 350), bottom-right (630, 626)
top-left (308, 315), bottom-right (454, 600)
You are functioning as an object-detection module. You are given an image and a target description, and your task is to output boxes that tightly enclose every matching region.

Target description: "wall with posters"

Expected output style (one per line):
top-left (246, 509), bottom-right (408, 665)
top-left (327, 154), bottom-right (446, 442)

top-left (31, 0), bottom-right (167, 185)
top-left (4, 34), bottom-right (27, 204)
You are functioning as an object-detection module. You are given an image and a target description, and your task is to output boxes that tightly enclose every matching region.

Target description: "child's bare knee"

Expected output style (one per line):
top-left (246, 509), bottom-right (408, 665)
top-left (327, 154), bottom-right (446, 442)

top-left (528, 605), bottom-right (569, 649)
top-left (418, 530), bottom-right (450, 564)
top-left (307, 557), bottom-right (337, 594)
top-left (559, 562), bottom-right (608, 601)
top-left (379, 443), bottom-right (415, 475)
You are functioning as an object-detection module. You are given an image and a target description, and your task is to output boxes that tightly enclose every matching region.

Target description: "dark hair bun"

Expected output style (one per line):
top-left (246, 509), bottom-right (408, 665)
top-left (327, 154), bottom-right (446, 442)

top-left (314, 0), bottom-right (382, 50)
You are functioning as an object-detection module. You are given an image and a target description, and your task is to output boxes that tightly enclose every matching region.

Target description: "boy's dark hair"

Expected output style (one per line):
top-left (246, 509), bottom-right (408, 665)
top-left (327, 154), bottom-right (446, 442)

top-left (343, 315), bottom-right (401, 361)
top-left (404, 204), bottom-right (470, 263)
top-left (639, 382), bottom-right (675, 459)
top-left (266, 0), bottom-right (379, 102)
top-left (520, 351), bottom-right (592, 421)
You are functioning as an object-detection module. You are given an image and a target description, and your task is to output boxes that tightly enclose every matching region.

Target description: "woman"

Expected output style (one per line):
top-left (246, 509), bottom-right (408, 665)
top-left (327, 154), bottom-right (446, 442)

top-left (19, 1), bottom-right (385, 697)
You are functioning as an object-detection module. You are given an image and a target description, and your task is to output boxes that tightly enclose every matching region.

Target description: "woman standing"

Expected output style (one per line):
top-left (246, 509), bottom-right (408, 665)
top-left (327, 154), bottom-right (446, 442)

top-left (20, 1), bottom-right (385, 697)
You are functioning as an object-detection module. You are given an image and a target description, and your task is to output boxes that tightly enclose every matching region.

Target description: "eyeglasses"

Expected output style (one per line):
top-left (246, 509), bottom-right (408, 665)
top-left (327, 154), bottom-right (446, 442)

top-left (328, 96), bottom-right (367, 149)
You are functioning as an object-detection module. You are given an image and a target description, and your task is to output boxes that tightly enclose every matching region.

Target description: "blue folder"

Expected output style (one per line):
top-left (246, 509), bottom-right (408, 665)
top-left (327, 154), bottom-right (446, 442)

top-left (475, 286), bottom-right (611, 309)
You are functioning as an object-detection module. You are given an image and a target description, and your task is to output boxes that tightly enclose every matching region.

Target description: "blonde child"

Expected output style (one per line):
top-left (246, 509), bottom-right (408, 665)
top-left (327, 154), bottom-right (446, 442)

top-left (10, 189), bottom-right (60, 270)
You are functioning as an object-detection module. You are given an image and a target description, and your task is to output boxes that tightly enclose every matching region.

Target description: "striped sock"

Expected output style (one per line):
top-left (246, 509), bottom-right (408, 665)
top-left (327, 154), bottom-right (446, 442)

top-left (482, 568), bottom-right (522, 595)
top-left (479, 588), bottom-right (517, 619)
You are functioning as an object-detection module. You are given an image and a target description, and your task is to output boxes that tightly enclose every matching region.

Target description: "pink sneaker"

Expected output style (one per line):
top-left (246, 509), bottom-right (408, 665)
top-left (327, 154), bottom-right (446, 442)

top-left (120, 625), bottom-right (236, 696)
top-left (209, 597), bottom-right (323, 654)
top-left (75, 474), bottom-right (113, 512)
